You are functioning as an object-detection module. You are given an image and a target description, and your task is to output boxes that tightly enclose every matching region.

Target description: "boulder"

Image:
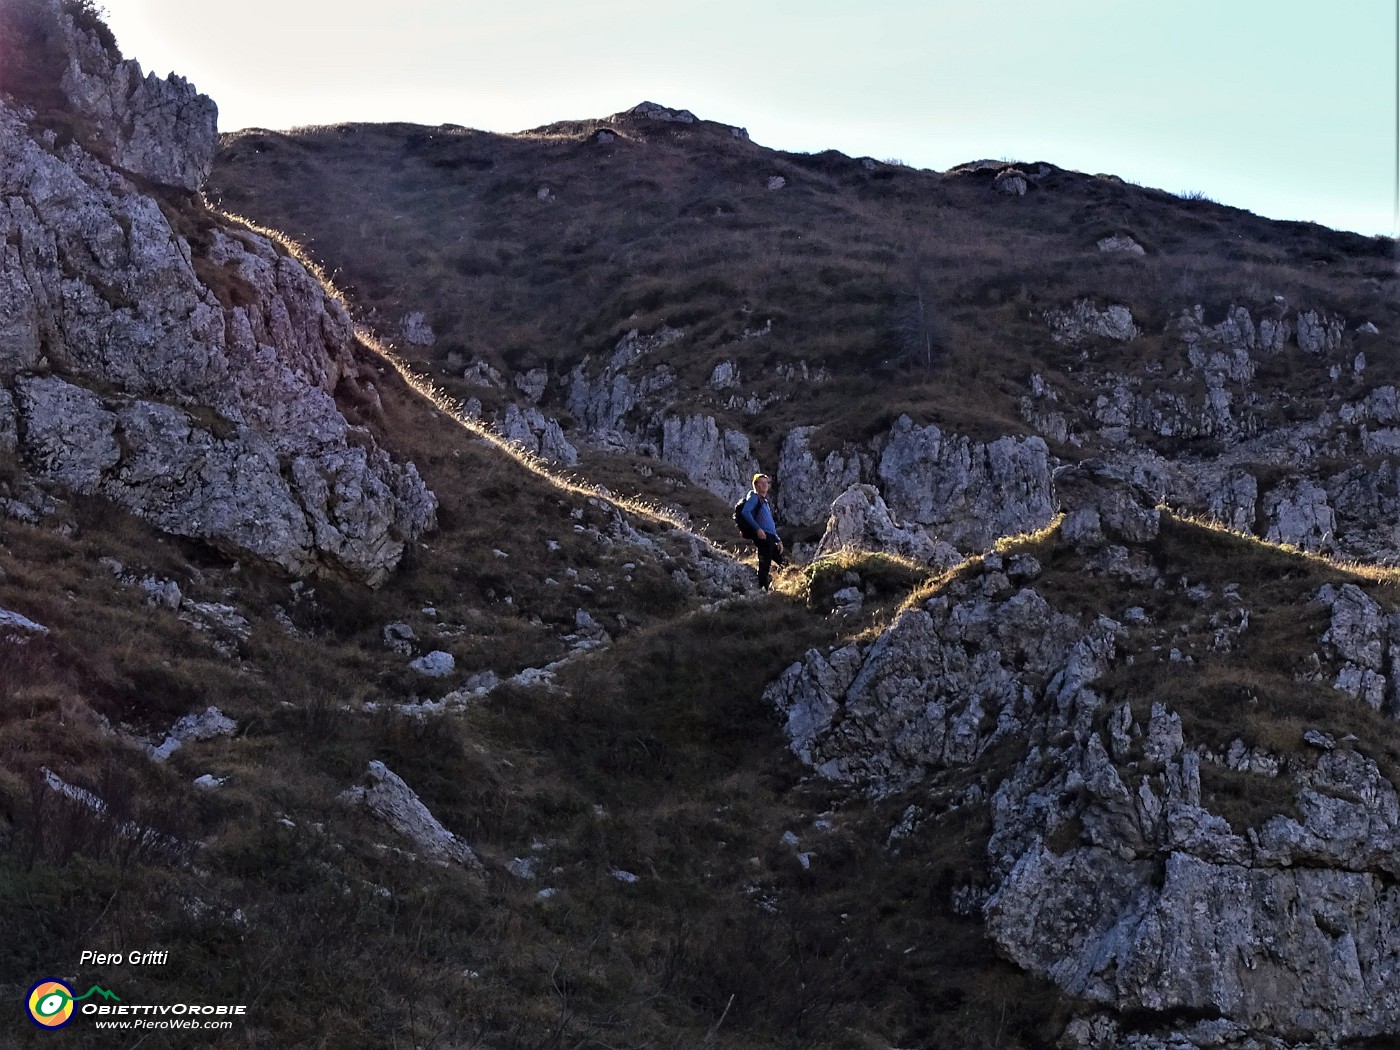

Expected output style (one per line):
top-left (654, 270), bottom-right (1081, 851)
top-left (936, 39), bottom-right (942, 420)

top-left (401, 311), bottom-right (435, 346)
top-left (340, 761), bottom-right (481, 868)
top-left (1096, 235), bottom-right (1145, 255)
top-left (149, 706), bottom-right (237, 762)
top-left (409, 650), bottom-right (455, 677)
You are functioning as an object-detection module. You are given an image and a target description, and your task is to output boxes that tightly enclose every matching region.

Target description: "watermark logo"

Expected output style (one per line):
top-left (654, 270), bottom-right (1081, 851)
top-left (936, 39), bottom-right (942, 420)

top-left (26, 980), bottom-right (120, 1029)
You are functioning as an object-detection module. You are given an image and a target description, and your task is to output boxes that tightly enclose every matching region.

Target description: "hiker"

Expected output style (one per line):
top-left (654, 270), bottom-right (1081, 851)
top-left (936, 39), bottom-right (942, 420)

top-left (737, 473), bottom-right (785, 590)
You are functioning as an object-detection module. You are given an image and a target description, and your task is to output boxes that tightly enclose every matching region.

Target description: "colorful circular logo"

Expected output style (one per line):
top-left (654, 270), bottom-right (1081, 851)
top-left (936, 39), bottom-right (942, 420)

top-left (27, 980), bottom-right (75, 1029)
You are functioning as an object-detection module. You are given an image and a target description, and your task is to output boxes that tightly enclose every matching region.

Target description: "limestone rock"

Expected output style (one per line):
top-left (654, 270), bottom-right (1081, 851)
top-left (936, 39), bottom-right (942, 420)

top-left (1045, 300), bottom-right (1139, 344)
top-left (1263, 480), bottom-right (1335, 551)
top-left (499, 404), bottom-right (579, 466)
top-left (1053, 462), bottom-right (1161, 547)
top-left (149, 706), bottom-right (237, 762)
top-left (0, 607), bottom-right (48, 638)
top-left (0, 90), bottom-right (435, 585)
top-left (401, 311), bottom-right (435, 346)
top-left (764, 580), bottom-right (1084, 793)
top-left (567, 326), bottom-right (680, 436)
top-left (1096, 235), bottom-right (1145, 255)
top-left (513, 367), bottom-right (548, 404)
top-left (708, 361), bottom-right (738, 389)
top-left (813, 484), bottom-right (950, 565)
top-left (659, 414), bottom-right (759, 505)
top-left (340, 761), bottom-right (482, 868)
top-left (876, 415), bottom-right (1055, 549)
top-left (410, 650), bottom-right (456, 677)
top-left (1172, 304), bottom-right (1258, 353)
top-left (463, 360), bottom-right (503, 388)
top-left (628, 101), bottom-right (697, 124)
top-left (993, 169), bottom-right (1028, 196)
top-left (776, 425), bottom-right (864, 526)
top-left (1316, 583), bottom-right (1390, 710)
top-left (1296, 310), bottom-right (1345, 354)
top-left (34, 0), bottom-right (219, 190)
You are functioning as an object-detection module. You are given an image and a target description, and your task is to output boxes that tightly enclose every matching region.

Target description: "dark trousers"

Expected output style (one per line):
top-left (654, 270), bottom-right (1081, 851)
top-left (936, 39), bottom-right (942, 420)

top-left (756, 536), bottom-right (785, 589)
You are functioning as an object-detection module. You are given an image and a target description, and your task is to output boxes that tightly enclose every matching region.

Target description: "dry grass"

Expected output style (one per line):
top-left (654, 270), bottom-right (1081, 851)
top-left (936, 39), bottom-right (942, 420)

top-left (208, 116), bottom-right (1397, 493)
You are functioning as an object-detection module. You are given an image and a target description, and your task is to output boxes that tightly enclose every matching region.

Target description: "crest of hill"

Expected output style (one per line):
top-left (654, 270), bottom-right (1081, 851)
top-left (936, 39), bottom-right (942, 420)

top-left (209, 104), bottom-right (1394, 475)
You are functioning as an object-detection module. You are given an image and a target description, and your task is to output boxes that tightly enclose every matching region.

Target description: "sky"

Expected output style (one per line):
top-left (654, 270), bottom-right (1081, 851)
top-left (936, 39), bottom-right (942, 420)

top-left (100, 0), bottom-right (1397, 237)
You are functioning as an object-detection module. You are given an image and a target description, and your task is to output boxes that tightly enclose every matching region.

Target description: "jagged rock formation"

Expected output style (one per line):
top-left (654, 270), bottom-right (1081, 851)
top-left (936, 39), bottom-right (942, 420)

top-left (1016, 301), bottom-right (1400, 566)
top-left (765, 477), bottom-right (1400, 1047)
top-left (876, 415), bottom-right (1055, 548)
top-left (0, 0), bottom-right (435, 584)
top-left (498, 403), bottom-right (579, 466)
top-left (812, 483), bottom-right (955, 566)
top-left (1044, 300), bottom-right (1140, 344)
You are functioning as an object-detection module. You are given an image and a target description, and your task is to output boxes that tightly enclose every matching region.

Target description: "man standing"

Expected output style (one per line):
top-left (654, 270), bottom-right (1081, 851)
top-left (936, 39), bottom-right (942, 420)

top-left (738, 473), bottom-right (785, 590)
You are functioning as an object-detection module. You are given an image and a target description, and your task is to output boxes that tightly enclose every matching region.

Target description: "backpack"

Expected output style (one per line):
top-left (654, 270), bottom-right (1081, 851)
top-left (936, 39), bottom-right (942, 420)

top-left (734, 494), bottom-right (759, 540)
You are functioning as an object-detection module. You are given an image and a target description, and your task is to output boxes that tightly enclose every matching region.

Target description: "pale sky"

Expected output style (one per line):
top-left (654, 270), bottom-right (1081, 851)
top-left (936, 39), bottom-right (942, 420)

top-left (101, 0), bottom-right (1396, 237)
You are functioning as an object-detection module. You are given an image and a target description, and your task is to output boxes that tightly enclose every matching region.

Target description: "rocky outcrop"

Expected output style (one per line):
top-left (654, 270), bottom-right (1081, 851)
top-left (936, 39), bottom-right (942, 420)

top-left (766, 474), bottom-right (1400, 1046)
top-left (659, 414), bottom-right (759, 505)
top-left (993, 169), bottom-right (1028, 196)
top-left (1315, 583), bottom-right (1400, 715)
top-left (1045, 300), bottom-right (1139, 344)
top-left (567, 326), bottom-right (679, 439)
top-left (987, 719), bottom-right (1400, 1044)
top-left (1296, 310), bottom-right (1345, 354)
top-left (765, 570), bottom-right (1087, 795)
top-left (628, 101), bottom-right (697, 124)
top-left (812, 484), bottom-right (954, 566)
top-left (498, 403), bottom-right (579, 466)
top-left (13, 0), bottom-right (220, 190)
top-left (776, 426), bottom-right (865, 525)
top-left (876, 415), bottom-right (1055, 548)
top-left (1262, 480), bottom-right (1335, 552)
top-left (0, 14), bottom-right (435, 584)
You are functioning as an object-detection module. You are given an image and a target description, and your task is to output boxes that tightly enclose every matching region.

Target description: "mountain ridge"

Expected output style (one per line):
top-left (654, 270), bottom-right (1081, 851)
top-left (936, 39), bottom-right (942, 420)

top-left (5, 1), bottom-right (1400, 1047)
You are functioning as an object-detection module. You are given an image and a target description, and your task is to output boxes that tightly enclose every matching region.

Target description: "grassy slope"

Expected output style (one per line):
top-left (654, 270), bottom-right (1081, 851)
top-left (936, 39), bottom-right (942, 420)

top-left (8, 341), bottom-right (1400, 1047)
top-left (207, 112), bottom-right (1399, 480)
top-left (4, 100), bottom-right (1400, 1048)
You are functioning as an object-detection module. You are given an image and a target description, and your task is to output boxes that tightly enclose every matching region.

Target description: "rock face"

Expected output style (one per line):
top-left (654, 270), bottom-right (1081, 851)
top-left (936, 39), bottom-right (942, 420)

top-left (765, 477), bottom-right (1400, 1047)
top-left (877, 415), bottom-right (1055, 548)
top-left (20, 0), bottom-right (219, 190)
top-left (0, 5), bottom-right (435, 584)
top-left (776, 426), bottom-right (865, 525)
top-left (813, 484), bottom-right (954, 566)
top-left (1045, 300), bottom-right (1140, 344)
top-left (659, 414), bottom-right (758, 505)
top-left (987, 729), bottom-right (1400, 1044)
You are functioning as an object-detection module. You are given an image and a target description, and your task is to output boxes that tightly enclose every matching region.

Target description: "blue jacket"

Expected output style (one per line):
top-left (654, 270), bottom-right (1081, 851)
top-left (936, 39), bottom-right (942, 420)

top-left (740, 491), bottom-right (779, 540)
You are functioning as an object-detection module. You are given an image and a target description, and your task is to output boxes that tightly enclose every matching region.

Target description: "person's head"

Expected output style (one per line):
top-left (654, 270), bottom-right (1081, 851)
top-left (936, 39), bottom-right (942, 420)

top-left (753, 473), bottom-right (770, 497)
